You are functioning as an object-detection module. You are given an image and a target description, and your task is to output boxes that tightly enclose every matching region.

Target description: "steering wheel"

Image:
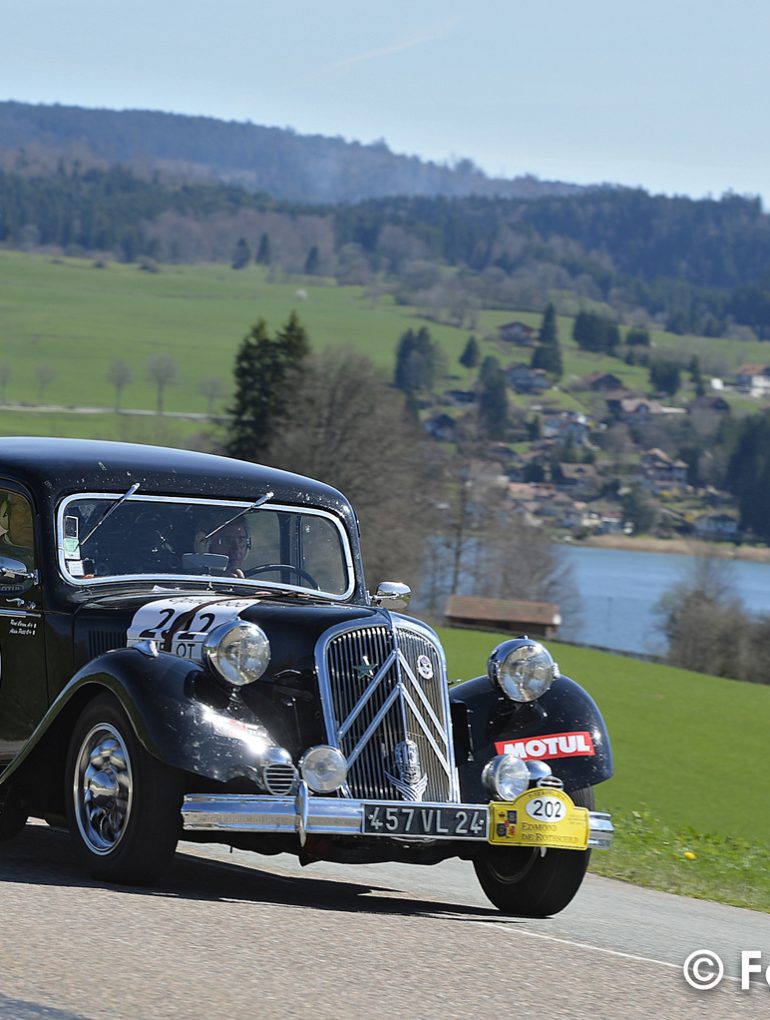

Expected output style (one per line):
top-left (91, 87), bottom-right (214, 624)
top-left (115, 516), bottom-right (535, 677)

top-left (245, 563), bottom-right (320, 589)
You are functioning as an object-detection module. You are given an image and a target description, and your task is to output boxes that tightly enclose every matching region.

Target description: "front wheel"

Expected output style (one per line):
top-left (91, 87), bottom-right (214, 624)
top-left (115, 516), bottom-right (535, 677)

top-left (65, 694), bottom-right (182, 885)
top-left (473, 787), bottom-right (594, 917)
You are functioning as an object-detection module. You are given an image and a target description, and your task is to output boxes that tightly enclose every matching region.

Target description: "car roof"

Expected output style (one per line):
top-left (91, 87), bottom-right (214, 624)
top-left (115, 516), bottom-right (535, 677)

top-left (0, 437), bottom-right (352, 513)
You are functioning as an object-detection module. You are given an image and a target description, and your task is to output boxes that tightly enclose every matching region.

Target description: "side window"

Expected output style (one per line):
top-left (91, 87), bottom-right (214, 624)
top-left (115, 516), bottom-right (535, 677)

top-left (0, 489), bottom-right (36, 572)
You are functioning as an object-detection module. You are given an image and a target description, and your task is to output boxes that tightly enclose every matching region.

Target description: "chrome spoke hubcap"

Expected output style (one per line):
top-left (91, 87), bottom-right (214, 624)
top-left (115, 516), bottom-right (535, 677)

top-left (73, 723), bottom-right (133, 855)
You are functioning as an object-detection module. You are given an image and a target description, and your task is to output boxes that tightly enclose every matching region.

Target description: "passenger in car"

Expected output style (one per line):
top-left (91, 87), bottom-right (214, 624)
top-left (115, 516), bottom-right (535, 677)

top-left (0, 492), bottom-right (35, 571)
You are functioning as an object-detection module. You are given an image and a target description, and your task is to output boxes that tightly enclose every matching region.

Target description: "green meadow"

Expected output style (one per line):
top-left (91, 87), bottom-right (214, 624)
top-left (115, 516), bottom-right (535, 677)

top-left (0, 252), bottom-right (479, 423)
top-left (438, 627), bottom-right (770, 910)
top-left (2, 250), bottom-right (770, 443)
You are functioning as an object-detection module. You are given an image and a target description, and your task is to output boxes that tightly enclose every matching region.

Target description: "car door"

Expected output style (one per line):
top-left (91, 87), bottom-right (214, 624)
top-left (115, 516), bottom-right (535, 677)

top-left (0, 486), bottom-right (48, 765)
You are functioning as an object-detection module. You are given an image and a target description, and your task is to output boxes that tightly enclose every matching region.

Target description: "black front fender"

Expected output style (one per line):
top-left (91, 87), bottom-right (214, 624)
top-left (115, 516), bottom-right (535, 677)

top-left (1, 648), bottom-right (274, 801)
top-left (450, 673), bottom-right (613, 802)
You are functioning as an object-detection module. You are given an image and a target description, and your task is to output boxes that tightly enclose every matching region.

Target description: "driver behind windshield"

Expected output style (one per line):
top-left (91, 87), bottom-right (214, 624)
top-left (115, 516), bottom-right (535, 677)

top-left (197, 520), bottom-right (250, 577)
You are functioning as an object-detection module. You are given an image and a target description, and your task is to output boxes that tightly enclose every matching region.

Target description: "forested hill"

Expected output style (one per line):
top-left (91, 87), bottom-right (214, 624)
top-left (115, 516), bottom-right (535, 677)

top-left (2, 162), bottom-right (770, 336)
top-left (0, 100), bottom-right (583, 204)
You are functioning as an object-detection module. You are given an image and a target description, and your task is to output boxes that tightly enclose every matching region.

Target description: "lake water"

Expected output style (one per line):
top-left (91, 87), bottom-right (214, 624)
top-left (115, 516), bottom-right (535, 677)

top-left (558, 545), bottom-right (770, 656)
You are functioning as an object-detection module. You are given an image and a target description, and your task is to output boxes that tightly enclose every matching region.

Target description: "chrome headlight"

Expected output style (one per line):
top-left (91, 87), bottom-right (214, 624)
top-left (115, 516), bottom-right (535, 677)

top-left (483, 754), bottom-right (530, 801)
top-left (204, 620), bottom-right (270, 686)
top-left (488, 639), bottom-right (559, 703)
top-left (299, 745), bottom-right (348, 793)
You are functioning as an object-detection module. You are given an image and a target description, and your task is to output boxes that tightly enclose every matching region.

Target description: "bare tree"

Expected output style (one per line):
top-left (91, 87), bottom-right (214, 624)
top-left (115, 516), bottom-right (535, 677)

top-left (197, 376), bottom-right (226, 416)
top-left (35, 364), bottom-right (57, 403)
top-left (423, 455), bottom-right (580, 628)
top-left (266, 348), bottom-right (437, 588)
top-left (145, 354), bottom-right (179, 415)
top-left (106, 359), bottom-right (132, 412)
top-left (654, 552), bottom-right (744, 674)
top-left (0, 362), bottom-right (11, 404)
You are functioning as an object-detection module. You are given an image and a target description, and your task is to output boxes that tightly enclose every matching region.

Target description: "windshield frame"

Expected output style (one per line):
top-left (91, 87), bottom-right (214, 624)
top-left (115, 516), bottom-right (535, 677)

top-left (56, 492), bottom-right (357, 601)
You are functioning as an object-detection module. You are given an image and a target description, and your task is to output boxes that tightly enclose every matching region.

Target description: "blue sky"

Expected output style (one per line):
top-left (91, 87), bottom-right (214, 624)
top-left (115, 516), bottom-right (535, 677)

top-left (2, 0), bottom-right (768, 203)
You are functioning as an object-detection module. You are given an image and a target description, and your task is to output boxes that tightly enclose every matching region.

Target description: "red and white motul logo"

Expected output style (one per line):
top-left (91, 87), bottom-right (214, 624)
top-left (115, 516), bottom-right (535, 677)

top-left (495, 731), bottom-right (596, 761)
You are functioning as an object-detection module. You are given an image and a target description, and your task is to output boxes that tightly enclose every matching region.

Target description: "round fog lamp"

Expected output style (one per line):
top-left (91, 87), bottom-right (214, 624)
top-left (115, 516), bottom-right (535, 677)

top-left (300, 745), bottom-right (348, 793)
top-left (488, 639), bottom-right (558, 703)
top-left (204, 620), bottom-right (271, 687)
top-left (482, 754), bottom-right (530, 801)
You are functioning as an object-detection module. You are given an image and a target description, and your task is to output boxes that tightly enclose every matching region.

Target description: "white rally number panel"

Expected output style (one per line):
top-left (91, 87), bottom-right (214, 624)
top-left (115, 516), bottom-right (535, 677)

top-left (127, 597), bottom-right (260, 663)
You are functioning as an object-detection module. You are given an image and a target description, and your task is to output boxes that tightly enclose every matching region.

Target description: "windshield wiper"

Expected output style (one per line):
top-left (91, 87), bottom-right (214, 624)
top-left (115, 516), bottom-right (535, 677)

top-left (202, 491), bottom-right (274, 542)
top-left (80, 482), bottom-right (141, 547)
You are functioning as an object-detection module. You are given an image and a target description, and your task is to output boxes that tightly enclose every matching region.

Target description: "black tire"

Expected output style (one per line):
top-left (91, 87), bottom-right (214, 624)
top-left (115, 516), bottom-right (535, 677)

top-left (473, 787), bottom-right (594, 917)
top-left (65, 694), bottom-right (182, 885)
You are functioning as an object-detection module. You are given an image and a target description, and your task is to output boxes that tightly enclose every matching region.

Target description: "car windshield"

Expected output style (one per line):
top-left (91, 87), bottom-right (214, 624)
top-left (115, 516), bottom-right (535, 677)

top-left (57, 493), bottom-right (354, 599)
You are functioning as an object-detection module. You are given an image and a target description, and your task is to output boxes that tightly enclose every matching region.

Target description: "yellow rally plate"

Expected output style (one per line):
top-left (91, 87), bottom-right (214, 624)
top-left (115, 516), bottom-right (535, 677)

top-left (488, 788), bottom-right (590, 850)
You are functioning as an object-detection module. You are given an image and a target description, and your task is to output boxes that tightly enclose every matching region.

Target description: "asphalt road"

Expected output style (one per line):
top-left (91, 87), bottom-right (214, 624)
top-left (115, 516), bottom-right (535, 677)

top-left (1, 823), bottom-right (768, 1020)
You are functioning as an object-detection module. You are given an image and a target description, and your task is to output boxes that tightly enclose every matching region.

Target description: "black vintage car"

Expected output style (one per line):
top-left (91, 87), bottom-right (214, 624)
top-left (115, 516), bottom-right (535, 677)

top-left (0, 437), bottom-right (613, 916)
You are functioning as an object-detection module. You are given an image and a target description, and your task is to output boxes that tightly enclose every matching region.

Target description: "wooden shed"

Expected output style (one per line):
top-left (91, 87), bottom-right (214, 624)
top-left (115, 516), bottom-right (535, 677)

top-left (444, 595), bottom-right (561, 639)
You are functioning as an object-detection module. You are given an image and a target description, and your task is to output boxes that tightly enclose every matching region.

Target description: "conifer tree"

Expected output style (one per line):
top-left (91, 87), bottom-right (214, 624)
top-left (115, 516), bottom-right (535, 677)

top-left (226, 313), bottom-right (310, 461)
top-left (255, 233), bottom-right (271, 265)
top-left (231, 237), bottom-right (251, 270)
top-left (531, 302), bottom-right (563, 378)
top-left (477, 356), bottom-right (509, 440)
top-left (459, 335), bottom-right (480, 371)
top-left (540, 303), bottom-right (558, 346)
top-left (304, 245), bottom-right (320, 274)
top-left (393, 326), bottom-right (442, 393)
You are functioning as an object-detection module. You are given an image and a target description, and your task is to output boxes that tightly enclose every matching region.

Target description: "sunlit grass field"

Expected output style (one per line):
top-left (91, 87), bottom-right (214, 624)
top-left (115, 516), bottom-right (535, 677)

top-left (0, 252), bottom-right (480, 420)
top-left (2, 250), bottom-right (769, 442)
top-left (438, 626), bottom-right (770, 910)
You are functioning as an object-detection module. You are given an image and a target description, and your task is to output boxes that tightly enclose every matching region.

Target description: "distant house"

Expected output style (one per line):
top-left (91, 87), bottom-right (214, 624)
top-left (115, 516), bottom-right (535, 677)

top-left (734, 364), bottom-right (770, 396)
top-left (541, 411), bottom-right (590, 446)
top-left (555, 463), bottom-right (600, 499)
top-left (445, 594), bottom-right (561, 639)
top-left (445, 389), bottom-right (476, 406)
top-left (693, 513), bottom-right (740, 540)
top-left (606, 396), bottom-right (666, 424)
top-left (498, 321), bottom-right (537, 345)
top-left (689, 394), bottom-right (730, 413)
top-left (637, 448), bottom-right (688, 491)
top-left (506, 363), bottom-right (551, 394)
top-left (581, 371), bottom-right (624, 392)
top-left (423, 413), bottom-right (457, 442)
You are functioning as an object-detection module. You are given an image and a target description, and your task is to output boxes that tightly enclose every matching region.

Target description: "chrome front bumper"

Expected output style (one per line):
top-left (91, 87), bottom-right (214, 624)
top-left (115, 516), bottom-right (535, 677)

top-left (181, 783), bottom-right (614, 850)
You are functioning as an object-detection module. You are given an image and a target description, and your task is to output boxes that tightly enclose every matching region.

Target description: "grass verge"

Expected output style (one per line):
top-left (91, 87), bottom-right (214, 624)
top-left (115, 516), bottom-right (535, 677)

top-left (589, 808), bottom-right (770, 912)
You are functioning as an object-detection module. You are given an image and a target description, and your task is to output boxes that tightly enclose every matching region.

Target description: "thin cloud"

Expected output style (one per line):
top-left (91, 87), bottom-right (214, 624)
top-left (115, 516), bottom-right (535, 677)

top-left (329, 20), bottom-right (459, 70)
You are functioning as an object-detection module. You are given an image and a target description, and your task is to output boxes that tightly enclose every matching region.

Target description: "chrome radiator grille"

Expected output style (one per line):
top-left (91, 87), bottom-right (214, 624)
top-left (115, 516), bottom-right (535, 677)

top-left (317, 621), bottom-right (458, 803)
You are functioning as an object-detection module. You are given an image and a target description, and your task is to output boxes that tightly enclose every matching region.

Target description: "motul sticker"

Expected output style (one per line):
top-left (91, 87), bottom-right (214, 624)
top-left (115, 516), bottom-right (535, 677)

top-left (495, 731), bottom-right (596, 761)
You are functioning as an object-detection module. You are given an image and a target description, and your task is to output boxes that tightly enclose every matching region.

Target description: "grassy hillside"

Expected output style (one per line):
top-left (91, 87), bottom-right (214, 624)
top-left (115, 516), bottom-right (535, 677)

top-left (3, 251), bottom-right (770, 443)
top-left (0, 252), bottom-right (474, 421)
top-left (438, 626), bottom-right (770, 909)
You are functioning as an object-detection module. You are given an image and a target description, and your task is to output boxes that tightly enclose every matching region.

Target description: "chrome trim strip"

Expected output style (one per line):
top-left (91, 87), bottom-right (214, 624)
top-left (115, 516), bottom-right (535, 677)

top-left (344, 683), bottom-right (402, 768)
top-left (336, 648), bottom-right (398, 739)
top-left (0, 609), bottom-right (42, 618)
top-left (295, 779), bottom-right (309, 847)
top-left (181, 793), bottom-right (614, 849)
top-left (398, 655), bottom-right (448, 741)
top-left (399, 683), bottom-right (451, 776)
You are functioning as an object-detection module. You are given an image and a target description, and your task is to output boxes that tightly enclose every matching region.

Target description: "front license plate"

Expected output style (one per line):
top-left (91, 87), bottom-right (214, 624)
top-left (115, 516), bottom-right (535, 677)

top-left (488, 788), bottom-right (590, 850)
top-left (363, 804), bottom-right (488, 839)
